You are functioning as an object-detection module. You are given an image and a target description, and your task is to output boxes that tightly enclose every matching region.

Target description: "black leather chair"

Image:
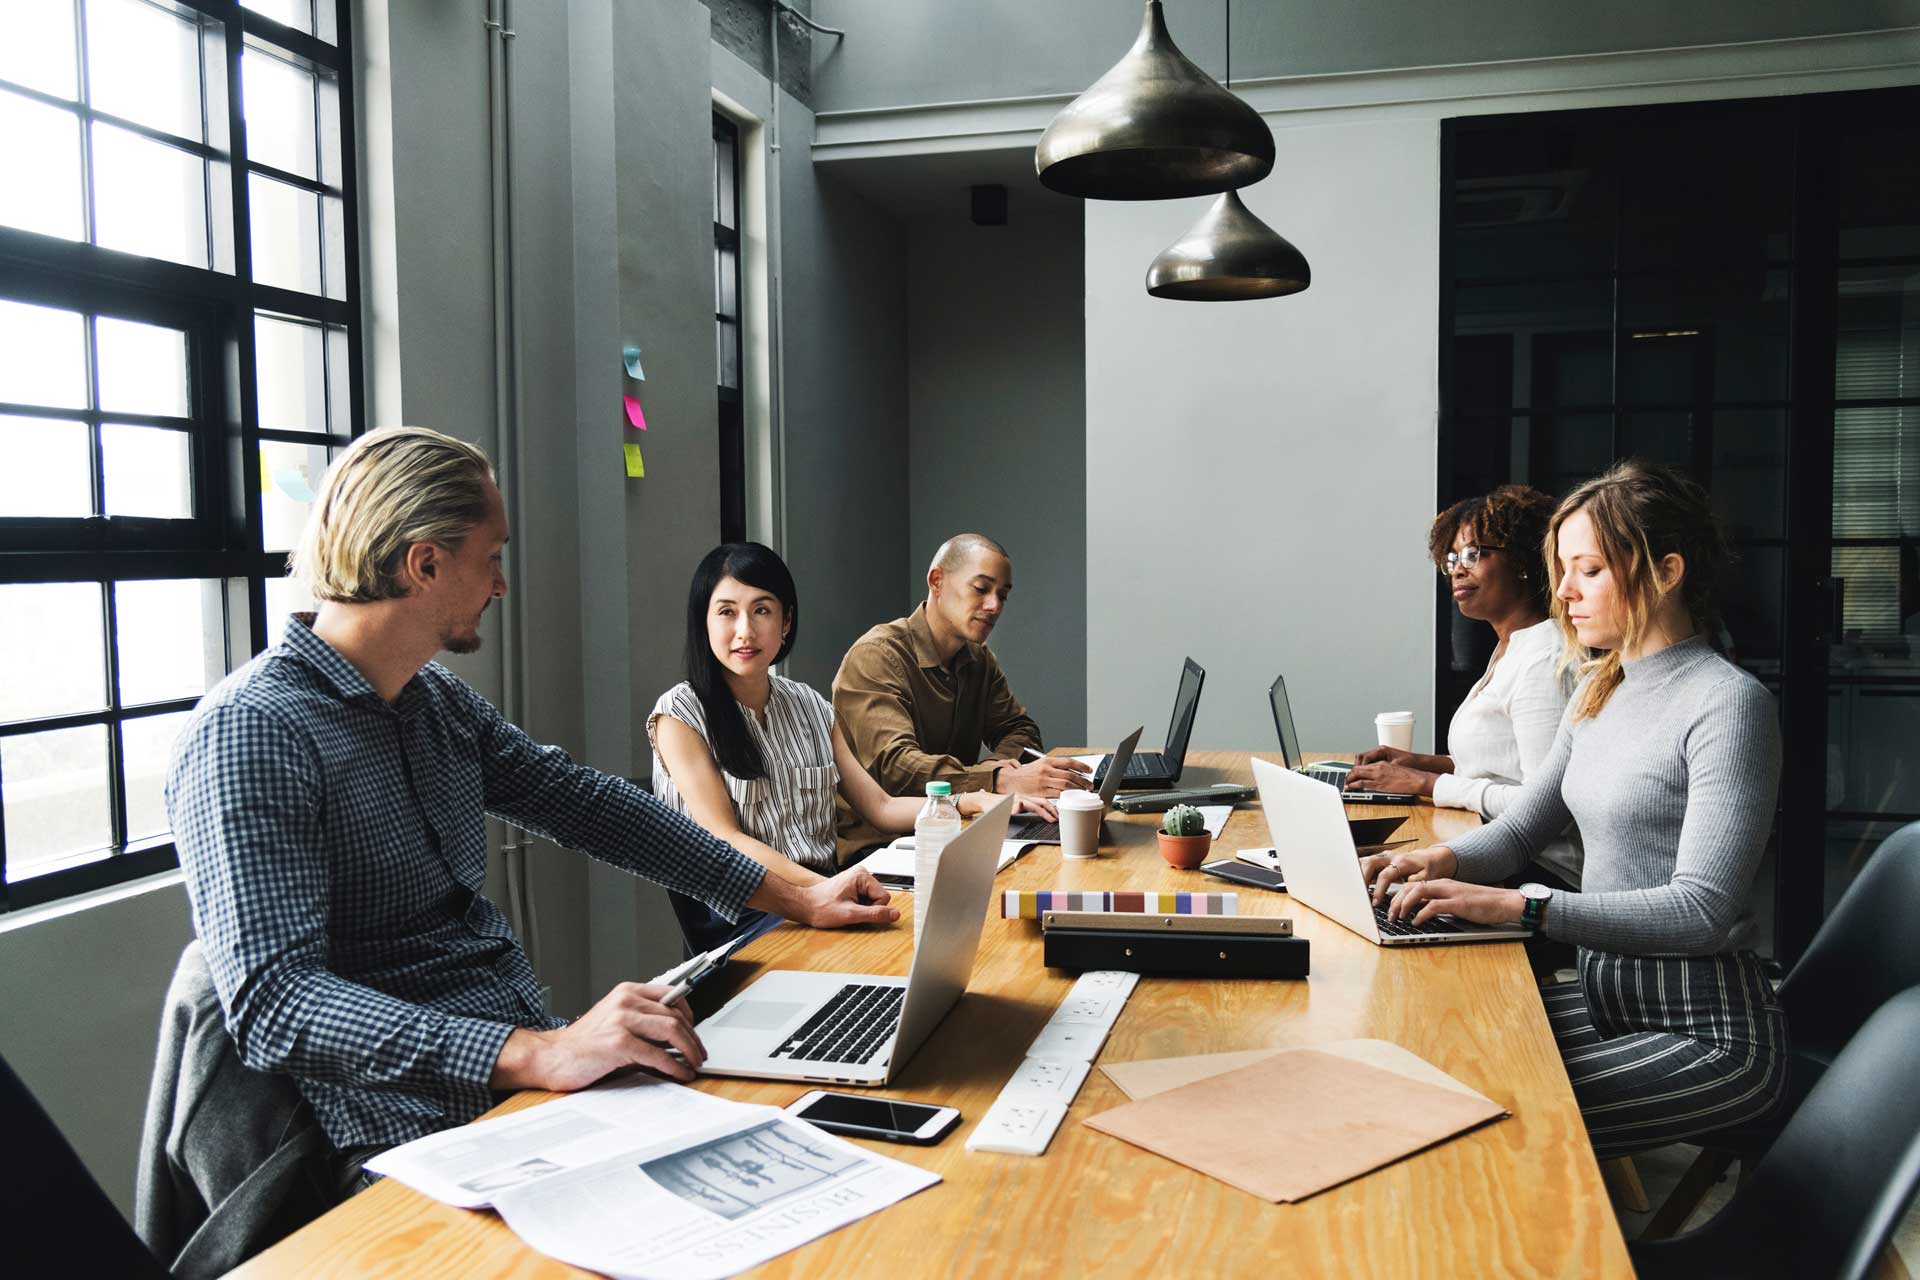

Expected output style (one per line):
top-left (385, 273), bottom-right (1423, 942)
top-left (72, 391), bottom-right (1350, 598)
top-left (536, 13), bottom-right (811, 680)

top-left (1630, 984), bottom-right (1920, 1280)
top-left (1, 1050), bottom-right (171, 1277)
top-left (1644, 820), bottom-right (1920, 1236)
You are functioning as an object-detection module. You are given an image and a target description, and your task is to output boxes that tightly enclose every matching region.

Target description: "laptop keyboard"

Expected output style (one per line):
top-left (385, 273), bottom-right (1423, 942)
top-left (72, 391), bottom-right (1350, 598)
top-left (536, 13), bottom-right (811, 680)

top-left (770, 983), bottom-right (904, 1064)
top-left (1096, 753), bottom-right (1163, 785)
top-left (1009, 820), bottom-right (1061, 842)
top-left (1372, 901), bottom-right (1468, 938)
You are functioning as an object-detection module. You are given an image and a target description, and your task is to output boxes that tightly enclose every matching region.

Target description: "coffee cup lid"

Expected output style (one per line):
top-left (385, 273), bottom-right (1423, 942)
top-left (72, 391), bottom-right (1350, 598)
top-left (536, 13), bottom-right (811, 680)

top-left (1375, 711), bottom-right (1415, 722)
top-left (1056, 790), bottom-right (1105, 808)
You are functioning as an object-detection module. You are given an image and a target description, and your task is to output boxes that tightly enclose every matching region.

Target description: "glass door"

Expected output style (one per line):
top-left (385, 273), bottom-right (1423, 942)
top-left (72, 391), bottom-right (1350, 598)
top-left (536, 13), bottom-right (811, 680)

top-left (1815, 94), bottom-right (1920, 925)
top-left (1440, 86), bottom-right (1920, 964)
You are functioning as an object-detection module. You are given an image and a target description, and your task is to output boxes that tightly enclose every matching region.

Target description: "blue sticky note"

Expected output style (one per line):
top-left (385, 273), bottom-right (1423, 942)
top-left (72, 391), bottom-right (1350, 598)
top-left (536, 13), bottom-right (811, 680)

top-left (623, 345), bottom-right (645, 380)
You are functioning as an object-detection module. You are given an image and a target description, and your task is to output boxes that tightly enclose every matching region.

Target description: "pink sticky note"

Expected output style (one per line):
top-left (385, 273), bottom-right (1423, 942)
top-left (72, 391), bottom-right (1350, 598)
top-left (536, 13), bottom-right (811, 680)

top-left (623, 393), bottom-right (648, 430)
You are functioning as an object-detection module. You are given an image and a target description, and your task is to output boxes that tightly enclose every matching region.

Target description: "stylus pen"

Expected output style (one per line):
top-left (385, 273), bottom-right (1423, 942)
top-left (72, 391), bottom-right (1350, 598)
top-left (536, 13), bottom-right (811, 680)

top-left (660, 979), bottom-right (693, 1008)
top-left (1021, 747), bottom-right (1046, 761)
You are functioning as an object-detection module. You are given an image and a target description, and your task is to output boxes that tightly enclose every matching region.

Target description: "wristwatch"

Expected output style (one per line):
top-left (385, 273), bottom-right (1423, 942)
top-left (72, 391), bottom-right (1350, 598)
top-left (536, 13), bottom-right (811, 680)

top-left (1518, 882), bottom-right (1552, 930)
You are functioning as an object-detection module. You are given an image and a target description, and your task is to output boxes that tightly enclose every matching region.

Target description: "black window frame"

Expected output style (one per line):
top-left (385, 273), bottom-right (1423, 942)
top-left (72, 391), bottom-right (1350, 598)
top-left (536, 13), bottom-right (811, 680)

top-left (0, 0), bottom-right (364, 912)
top-left (1437, 86), bottom-right (1920, 965)
top-left (714, 111), bottom-right (746, 544)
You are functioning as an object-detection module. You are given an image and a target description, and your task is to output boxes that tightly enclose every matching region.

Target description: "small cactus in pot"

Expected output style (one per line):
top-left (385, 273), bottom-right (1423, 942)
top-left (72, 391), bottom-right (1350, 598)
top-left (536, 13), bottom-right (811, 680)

top-left (1162, 805), bottom-right (1207, 837)
top-left (1157, 803), bottom-right (1212, 869)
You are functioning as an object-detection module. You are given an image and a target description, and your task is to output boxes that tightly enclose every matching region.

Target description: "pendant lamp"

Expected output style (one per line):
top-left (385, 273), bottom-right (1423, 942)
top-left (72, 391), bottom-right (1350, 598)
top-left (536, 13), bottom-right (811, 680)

top-left (1034, 1), bottom-right (1273, 200)
top-left (1146, 188), bottom-right (1311, 300)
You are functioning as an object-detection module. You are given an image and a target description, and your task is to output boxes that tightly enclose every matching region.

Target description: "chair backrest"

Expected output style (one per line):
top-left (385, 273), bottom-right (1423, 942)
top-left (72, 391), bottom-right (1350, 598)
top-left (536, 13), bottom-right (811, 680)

top-left (1738, 984), bottom-right (1920, 1280)
top-left (1, 1050), bottom-right (171, 1277)
top-left (1638, 985), bottom-right (1920, 1280)
top-left (1779, 821), bottom-right (1920, 1062)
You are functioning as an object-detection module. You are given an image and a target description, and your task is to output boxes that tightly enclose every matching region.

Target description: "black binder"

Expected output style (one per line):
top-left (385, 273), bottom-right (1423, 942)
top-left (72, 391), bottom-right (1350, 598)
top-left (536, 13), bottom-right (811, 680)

top-left (1042, 926), bottom-right (1309, 978)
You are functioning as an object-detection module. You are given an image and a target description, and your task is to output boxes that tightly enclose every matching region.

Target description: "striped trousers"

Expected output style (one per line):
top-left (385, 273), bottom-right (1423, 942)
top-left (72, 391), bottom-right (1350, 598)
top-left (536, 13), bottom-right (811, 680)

top-left (1542, 948), bottom-right (1788, 1158)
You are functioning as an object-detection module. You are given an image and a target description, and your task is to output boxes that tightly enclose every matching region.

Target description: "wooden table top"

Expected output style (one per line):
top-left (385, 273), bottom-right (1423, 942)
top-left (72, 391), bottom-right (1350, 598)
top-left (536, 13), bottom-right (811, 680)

top-left (234, 750), bottom-right (1631, 1279)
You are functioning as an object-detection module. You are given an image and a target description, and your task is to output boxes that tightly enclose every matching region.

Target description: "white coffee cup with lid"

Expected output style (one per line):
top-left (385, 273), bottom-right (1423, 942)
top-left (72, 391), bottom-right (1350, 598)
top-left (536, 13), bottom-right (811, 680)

top-left (1375, 710), bottom-right (1415, 752)
top-left (1055, 790), bottom-right (1106, 859)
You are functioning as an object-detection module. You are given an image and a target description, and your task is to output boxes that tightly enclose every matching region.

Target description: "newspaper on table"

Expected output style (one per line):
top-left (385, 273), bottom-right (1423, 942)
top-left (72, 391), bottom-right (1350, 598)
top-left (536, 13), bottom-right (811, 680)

top-left (364, 1075), bottom-right (940, 1279)
top-left (493, 1107), bottom-right (939, 1280)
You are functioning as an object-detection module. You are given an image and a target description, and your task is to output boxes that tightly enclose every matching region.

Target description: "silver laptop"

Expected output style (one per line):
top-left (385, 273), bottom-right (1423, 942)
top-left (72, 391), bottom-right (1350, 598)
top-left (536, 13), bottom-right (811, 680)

top-left (1006, 726), bottom-right (1142, 843)
top-left (1269, 673), bottom-right (1418, 804)
top-left (1249, 757), bottom-right (1529, 947)
top-left (696, 795), bottom-right (1015, 1085)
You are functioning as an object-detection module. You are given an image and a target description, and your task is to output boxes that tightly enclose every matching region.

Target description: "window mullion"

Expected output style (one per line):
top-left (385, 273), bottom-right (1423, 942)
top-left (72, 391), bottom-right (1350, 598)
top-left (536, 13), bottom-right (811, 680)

top-left (73, 0), bottom-right (99, 248)
top-left (100, 579), bottom-right (129, 850)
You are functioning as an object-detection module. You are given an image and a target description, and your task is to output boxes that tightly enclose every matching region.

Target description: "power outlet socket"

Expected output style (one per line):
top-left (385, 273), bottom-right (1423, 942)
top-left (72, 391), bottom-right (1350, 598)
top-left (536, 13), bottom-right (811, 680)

top-left (1025, 1019), bottom-right (1109, 1063)
top-left (1001, 1056), bottom-right (1091, 1102)
top-left (965, 1097), bottom-right (1069, 1155)
top-left (1050, 994), bottom-right (1120, 1025)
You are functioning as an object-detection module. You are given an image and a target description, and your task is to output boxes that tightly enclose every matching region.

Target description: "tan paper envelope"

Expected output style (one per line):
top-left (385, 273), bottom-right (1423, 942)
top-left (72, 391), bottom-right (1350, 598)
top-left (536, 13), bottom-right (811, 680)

top-left (1100, 1038), bottom-right (1497, 1106)
top-left (1083, 1047), bottom-right (1509, 1203)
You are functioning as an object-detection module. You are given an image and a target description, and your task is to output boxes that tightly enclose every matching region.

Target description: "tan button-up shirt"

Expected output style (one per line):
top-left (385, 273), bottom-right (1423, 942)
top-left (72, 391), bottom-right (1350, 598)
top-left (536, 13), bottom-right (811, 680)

top-left (832, 603), bottom-right (1043, 860)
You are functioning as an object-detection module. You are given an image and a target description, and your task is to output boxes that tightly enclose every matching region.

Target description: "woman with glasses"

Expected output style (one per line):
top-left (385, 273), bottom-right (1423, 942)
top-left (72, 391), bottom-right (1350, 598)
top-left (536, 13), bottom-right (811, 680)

top-left (1362, 462), bottom-right (1785, 1157)
top-left (1346, 483), bottom-right (1582, 892)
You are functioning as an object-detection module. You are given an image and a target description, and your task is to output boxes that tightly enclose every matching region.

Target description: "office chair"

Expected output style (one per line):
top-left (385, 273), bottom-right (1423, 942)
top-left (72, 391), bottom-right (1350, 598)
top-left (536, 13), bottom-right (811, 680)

top-left (1644, 820), bottom-right (1920, 1236)
top-left (1629, 984), bottom-right (1920, 1280)
top-left (0, 1050), bottom-right (172, 1277)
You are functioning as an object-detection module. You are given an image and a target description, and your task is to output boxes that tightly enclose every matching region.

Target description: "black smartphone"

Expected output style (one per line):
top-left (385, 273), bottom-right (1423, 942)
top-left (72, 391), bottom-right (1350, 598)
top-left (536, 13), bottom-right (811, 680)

top-left (782, 1090), bottom-right (962, 1145)
top-left (1199, 859), bottom-right (1286, 892)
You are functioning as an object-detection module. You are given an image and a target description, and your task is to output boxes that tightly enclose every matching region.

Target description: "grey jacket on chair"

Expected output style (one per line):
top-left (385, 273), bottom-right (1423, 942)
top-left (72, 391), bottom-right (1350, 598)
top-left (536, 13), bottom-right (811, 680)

top-left (135, 941), bottom-right (339, 1279)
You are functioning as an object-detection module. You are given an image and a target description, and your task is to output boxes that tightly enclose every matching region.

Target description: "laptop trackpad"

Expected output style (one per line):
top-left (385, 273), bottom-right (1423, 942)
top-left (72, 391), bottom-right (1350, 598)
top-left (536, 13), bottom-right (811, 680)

top-left (711, 1000), bottom-right (807, 1032)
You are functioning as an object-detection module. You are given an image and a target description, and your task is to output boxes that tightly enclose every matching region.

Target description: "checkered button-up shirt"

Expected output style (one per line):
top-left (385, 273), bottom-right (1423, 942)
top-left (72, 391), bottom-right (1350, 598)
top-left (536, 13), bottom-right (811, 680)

top-left (165, 616), bottom-right (766, 1150)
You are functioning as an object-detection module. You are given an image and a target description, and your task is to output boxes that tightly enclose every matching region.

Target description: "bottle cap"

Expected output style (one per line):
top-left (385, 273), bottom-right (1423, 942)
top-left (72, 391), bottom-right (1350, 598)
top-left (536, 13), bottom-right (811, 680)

top-left (926, 781), bottom-right (953, 797)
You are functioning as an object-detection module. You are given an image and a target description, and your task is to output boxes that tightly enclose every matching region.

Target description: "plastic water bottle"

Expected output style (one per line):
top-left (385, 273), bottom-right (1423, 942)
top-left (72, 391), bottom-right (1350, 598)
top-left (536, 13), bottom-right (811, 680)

top-left (912, 781), bottom-right (963, 948)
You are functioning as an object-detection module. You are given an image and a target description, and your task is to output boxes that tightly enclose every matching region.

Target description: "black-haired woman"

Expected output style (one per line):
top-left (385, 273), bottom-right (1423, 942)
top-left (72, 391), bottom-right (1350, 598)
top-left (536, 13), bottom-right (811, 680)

top-left (649, 543), bottom-right (1053, 952)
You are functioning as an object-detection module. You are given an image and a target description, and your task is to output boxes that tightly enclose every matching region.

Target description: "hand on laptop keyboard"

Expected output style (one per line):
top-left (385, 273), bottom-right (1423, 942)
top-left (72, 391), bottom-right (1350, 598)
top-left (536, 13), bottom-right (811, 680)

top-left (1382, 877), bottom-right (1527, 930)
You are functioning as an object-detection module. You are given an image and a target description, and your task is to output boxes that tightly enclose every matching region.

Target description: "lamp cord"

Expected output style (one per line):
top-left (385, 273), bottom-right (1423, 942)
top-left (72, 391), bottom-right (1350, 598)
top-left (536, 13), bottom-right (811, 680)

top-left (1225, 0), bottom-right (1231, 87)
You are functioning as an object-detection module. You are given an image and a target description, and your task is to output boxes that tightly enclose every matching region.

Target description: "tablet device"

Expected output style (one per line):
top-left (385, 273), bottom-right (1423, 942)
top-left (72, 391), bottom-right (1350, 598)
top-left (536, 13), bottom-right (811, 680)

top-left (1199, 859), bottom-right (1285, 892)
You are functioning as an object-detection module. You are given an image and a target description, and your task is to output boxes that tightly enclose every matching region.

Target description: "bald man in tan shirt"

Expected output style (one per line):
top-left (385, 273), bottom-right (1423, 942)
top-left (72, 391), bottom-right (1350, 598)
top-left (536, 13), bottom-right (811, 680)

top-left (832, 534), bottom-right (1092, 861)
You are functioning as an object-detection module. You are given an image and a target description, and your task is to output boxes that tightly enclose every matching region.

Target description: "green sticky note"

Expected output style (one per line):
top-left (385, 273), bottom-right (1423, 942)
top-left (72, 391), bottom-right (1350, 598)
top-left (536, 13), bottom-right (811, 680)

top-left (623, 344), bottom-right (645, 380)
top-left (624, 441), bottom-right (645, 478)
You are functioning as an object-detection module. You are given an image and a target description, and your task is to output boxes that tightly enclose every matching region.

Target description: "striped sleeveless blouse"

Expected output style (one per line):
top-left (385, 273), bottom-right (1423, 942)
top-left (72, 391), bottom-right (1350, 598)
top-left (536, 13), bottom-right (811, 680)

top-left (646, 676), bottom-right (841, 872)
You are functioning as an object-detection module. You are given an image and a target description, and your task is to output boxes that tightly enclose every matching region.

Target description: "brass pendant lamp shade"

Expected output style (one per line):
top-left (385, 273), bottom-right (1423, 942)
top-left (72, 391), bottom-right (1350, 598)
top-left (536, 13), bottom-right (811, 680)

top-left (1035, 1), bottom-right (1274, 200)
top-left (1146, 189), bottom-right (1310, 300)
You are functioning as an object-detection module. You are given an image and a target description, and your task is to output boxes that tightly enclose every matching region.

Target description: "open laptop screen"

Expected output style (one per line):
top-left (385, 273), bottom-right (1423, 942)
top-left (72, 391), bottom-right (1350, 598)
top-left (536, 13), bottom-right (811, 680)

top-left (1269, 674), bottom-right (1304, 769)
top-left (1162, 657), bottom-right (1205, 766)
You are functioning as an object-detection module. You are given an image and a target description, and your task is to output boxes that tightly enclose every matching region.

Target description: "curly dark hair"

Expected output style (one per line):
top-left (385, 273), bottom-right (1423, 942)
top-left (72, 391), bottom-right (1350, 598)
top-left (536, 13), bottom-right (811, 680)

top-left (1428, 484), bottom-right (1557, 612)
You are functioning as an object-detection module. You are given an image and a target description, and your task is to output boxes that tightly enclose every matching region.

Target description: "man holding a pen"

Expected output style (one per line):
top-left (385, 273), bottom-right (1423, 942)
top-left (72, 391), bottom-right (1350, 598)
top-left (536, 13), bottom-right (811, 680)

top-left (166, 429), bottom-right (896, 1200)
top-left (832, 533), bottom-right (1092, 861)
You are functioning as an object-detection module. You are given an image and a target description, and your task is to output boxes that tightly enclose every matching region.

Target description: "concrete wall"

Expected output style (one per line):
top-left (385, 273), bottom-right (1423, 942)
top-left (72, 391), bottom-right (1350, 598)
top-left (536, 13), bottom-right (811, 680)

top-left (775, 105), bottom-right (912, 694)
top-left (809, 0), bottom-right (1920, 112)
top-left (906, 212), bottom-right (1087, 745)
top-left (1084, 118), bottom-right (1440, 756)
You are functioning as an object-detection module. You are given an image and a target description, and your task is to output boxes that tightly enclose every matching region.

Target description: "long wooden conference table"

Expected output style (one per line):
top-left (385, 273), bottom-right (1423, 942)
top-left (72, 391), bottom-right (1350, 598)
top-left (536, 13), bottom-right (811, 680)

top-left (235, 749), bottom-right (1632, 1277)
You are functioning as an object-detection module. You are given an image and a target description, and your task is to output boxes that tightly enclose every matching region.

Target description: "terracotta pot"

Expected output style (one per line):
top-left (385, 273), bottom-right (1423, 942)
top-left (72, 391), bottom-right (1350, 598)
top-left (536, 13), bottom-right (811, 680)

top-left (1157, 831), bottom-right (1212, 870)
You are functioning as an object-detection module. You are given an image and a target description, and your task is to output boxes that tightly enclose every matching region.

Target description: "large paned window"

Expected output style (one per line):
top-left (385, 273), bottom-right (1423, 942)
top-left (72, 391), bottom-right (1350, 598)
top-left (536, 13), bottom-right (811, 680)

top-left (714, 112), bottom-right (745, 544)
top-left (0, 0), bottom-right (363, 911)
top-left (1439, 88), bottom-right (1920, 963)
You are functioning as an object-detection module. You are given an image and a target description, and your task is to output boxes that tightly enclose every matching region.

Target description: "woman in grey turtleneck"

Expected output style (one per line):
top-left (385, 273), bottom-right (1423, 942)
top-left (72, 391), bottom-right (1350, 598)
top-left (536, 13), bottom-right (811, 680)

top-left (1362, 460), bottom-right (1786, 1158)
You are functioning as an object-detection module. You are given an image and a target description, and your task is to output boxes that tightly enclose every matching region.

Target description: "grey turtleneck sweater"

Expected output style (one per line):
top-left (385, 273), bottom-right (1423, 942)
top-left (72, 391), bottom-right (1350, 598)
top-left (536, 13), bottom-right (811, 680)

top-left (1448, 635), bottom-right (1780, 956)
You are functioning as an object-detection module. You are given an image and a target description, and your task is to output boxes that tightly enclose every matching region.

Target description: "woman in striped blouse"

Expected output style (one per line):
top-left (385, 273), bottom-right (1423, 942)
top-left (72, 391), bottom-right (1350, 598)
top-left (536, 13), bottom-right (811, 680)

top-left (650, 542), bottom-right (1054, 951)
